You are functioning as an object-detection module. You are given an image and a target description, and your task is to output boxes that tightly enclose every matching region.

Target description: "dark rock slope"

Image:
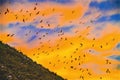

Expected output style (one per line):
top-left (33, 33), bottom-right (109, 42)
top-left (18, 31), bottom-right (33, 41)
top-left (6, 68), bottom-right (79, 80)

top-left (0, 41), bottom-right (64, 80)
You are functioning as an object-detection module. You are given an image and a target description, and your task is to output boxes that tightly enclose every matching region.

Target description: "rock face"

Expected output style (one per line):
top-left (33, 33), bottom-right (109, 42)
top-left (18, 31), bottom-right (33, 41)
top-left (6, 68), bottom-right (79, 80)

top-left (0, 41), bottom-right (64, 80)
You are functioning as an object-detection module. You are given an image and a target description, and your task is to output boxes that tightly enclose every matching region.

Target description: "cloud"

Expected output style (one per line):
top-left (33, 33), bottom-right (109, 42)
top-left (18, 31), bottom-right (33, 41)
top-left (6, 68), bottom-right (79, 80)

top-left (0, 1), bottom-right (120, 79)
top-left (0, 0), bottom-right (28, 5)
top-left (92, 0), bottom-right (107, 3)
top-left (28, 0), bottom-right (74, 4)
top-left (0, 2), bottom-right (87, 27)
top-left (117, 64), bottom-right (120, 70)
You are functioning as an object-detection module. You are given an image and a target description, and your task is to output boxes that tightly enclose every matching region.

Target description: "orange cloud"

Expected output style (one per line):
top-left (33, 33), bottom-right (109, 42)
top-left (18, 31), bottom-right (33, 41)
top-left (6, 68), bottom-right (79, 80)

top-left (2, 25), bottom-right (119, 80)
top-left (0, 2), bottom-right (86, 28)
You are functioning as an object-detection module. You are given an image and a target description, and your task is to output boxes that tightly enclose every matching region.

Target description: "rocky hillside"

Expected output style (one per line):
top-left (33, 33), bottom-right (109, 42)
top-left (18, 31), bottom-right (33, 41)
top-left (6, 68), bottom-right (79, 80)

top-left (0, 41), bottom-right (64, 80)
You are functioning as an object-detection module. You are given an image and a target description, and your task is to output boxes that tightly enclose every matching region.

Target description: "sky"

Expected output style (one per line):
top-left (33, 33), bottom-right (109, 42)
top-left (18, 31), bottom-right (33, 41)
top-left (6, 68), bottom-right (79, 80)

top-left (0, 0), bottom-right (120, 80)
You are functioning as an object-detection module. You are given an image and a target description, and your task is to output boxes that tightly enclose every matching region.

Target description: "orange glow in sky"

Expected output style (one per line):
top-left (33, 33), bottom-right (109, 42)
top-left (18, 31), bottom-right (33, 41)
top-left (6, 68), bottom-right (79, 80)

top-left (0, 0), bottom-right (120, 80)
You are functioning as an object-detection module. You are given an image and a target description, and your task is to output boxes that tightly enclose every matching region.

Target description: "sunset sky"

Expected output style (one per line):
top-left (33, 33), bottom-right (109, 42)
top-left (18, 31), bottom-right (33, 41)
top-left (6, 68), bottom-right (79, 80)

top-left (0, 0), bottom-right (120, 80)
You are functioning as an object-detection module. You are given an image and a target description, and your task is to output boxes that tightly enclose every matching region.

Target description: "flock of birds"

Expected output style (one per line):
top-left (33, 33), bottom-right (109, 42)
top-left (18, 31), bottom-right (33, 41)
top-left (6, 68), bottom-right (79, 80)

top-left (1, 2), bottom-right (118, 80)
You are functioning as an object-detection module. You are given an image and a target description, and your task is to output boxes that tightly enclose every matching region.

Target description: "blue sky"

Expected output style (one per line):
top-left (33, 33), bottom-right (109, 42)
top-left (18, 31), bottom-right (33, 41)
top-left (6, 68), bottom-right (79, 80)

top-left (89, 0), bottom-right (120, 11)
top-left (0, 0), bottom-right (73, 5)
top-left (9, 24), bottom-right (73, 43)
top-left (96, 14), bottom-right (120, 22)
top-left (116, 43), bottom-right (120, 50)
top-left (109, 55), bottom-right (120, 61)
top-left (28, 0), bottom-right (73, 3)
